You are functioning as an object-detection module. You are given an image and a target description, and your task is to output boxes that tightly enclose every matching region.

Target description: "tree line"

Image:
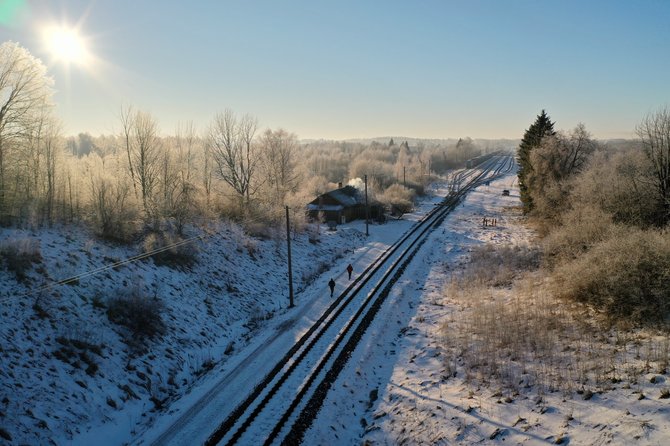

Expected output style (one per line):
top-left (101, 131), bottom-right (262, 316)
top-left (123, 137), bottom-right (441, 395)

top-left (1, 41), bottom-right (490, 242)
top-left (517, 108), bottom-right (670, 323)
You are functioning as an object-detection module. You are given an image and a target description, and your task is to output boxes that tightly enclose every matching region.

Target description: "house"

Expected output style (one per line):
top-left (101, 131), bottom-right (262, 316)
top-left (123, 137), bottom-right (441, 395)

top-left (307, 184), bottom-right (384, 225)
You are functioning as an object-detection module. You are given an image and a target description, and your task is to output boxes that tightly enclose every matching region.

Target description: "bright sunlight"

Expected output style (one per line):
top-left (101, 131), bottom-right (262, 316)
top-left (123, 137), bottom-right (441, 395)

top-left (42, 24), bottom-right (90, 66)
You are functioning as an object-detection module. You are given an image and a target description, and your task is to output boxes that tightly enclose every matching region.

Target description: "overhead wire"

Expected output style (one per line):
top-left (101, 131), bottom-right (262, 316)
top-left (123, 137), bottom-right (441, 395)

top-left (1, 205), bottom-right (301, 304)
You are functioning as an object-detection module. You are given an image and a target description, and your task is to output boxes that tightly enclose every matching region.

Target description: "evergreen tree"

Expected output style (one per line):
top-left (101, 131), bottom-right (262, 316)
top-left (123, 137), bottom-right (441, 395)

top-left (517, 110), bottom-right (556, 212)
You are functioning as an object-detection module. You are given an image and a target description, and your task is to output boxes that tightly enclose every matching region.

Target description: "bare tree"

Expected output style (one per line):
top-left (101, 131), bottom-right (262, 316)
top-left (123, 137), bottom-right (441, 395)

top-left (41, 116), bottom-right (62, 225)
top-left (175, 121), bottom-right (197, 184)
top-left (119, 108), bottom-right (161, 222)
top-left (133, 111), bottom-right (161, 221)
top-left (119, 105), bottom-right (138, 199)
top-left (0, 41), bottom-right (54, 221)
top-left (259, 128), bottom-right (299, 201)
top-left (208, 110), bottom-right (259, 203)
top-left (637, 106), bottom-right (670, 224)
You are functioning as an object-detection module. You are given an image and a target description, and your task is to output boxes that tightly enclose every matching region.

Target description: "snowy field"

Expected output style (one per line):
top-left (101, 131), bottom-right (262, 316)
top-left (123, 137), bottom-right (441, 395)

top-left (1, 169), bottom-right (669, 445)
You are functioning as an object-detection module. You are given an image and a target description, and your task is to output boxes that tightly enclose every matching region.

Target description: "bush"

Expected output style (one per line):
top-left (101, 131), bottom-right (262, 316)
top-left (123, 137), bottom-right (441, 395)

top-left (53, 336), bottom-right (103, 376)
top-left (107, 288), bottom-right (166, 339)
top-left (88, 173), bottom-right (140, 243)
top-left (143, 231), bottom-right (197, 269)
top-left (542, 206), bottom-right (619, 267)
top-left (0, 238), bottom-right (41, 282)
top-left (378, 183), bottom-right (415, 216)
top-left (568, 149), bottom-right (660, 228)
top-left (552, 228), bottom-right (670, 324)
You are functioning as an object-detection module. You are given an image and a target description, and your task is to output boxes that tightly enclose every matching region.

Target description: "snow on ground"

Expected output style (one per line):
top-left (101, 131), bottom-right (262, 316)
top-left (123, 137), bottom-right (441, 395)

top-left (0, 173), bottom-right (446, 445)
top-left (0, 216), bottom-right (372, 444)
top-left (304, 173), bottom-right (670, 446)
top-left (2, 167), bottom-right (668, 445)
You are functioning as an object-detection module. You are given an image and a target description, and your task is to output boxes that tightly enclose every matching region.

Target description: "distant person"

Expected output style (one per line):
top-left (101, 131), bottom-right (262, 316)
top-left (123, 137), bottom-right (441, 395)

top-left (346, 263), bottom-right (353, 280)
top-left (328, 278), bottom-right (336, 297)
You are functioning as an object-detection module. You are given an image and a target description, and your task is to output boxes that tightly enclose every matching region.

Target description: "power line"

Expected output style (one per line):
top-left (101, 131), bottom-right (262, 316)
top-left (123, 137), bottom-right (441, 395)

top-left (2, 231), bottom-right (209, 303)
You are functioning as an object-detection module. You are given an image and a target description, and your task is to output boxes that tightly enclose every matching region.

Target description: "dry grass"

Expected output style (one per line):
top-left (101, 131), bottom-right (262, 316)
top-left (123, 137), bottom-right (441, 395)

top-left (460, 243), bottom-right (540, 287)
top-left (441, 244), bottom-right (670, 397)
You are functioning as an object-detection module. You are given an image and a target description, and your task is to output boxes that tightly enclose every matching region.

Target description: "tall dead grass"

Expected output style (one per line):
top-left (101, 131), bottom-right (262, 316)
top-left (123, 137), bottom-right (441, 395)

top-left (460, 243), bottom-right (540, 287)
top-left (442, 243), bottom-right (670, 397)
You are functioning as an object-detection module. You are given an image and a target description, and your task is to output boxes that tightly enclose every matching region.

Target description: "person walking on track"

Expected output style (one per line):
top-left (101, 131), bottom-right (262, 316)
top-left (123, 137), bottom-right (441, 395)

top-left (328, 278), bottom-right (336, 297)
top-left (346, 263), bottom-right (353, 280)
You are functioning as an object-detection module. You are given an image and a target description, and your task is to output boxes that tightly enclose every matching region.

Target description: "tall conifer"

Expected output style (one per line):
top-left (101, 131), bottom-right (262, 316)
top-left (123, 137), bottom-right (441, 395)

top-left (517, 110), bottom-right (556, 212)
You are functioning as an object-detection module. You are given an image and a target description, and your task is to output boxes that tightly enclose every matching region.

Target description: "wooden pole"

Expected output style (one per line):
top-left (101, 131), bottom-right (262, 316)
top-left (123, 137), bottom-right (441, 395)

top-left (364, 175), bottom-right (369, 236)
top-left (286, 205), bottom-right (294, 308)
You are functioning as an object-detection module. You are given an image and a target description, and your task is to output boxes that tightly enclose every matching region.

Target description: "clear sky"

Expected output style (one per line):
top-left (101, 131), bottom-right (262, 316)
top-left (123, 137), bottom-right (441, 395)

top-left (1, 0), bottom-right (669, 140)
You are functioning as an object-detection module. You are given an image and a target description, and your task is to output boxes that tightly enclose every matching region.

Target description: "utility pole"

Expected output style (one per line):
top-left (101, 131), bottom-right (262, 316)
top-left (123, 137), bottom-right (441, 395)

top-left (403, 165), bottom-right (406, 188)
top-left (285, 205), bottom-right (294, 308)
top-left (364, 174), bottom-right (369, 236)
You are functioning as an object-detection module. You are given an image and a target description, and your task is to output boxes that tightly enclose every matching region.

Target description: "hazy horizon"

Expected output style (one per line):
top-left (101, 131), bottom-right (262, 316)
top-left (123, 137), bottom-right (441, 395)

top-left (2, 0), bottom-right (668, 140)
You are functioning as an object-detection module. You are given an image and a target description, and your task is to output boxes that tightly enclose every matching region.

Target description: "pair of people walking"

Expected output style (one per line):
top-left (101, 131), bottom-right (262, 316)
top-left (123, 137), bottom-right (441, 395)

top-left (328, 263), bottom-right (354, 297)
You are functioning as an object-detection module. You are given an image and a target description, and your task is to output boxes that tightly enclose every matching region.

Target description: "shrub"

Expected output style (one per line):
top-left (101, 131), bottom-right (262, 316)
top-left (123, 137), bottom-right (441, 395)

top-left (552, 228), bottom-right (670, 324)
top-left (107, 288), bottom-right (166, 339)
top-left (378, 183), bottom-right (415, 216)
top-left (568, 149), bottom-right (660, 228)
top-left (88, 172), bottom-right (140, 243)
top-left (542, 206), bottom-right (619, 267)
top-left (143, 231), bottom-right (197, 269)
top-left (0, 238), bottom-right (41, 282)
top-left (53, 336), bottom-right (103, 376)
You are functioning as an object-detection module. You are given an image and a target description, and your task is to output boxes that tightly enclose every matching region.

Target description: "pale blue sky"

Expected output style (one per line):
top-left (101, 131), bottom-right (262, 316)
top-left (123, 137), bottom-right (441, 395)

top-left (2, 0), bottom-right (669, 139)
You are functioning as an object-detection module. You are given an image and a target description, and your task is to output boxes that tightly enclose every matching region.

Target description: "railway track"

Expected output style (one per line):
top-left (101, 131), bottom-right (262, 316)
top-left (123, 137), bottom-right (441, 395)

top-left (200, 155), bottom-right (515, 446)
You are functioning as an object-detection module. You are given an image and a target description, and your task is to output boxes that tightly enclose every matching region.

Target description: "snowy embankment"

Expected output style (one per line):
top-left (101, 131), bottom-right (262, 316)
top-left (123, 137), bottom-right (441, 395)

top-left (0, 216), bottom-right (373, 444)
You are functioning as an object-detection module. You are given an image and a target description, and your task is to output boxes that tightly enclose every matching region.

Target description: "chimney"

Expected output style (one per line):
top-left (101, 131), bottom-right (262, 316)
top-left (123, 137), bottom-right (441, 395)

top-left (338, 182), bottom-right (343, 188)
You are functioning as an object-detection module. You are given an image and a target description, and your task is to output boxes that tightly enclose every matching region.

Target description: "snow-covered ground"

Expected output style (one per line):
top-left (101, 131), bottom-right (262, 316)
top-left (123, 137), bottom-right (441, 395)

top-left (0, 210), bottom-right (370, 444)
top-left (2, 168), bottom-right (668, 445)
top-left (0, 171), bottom-right (444, 445)
top-left (304, 173), bottom-right (670, 446)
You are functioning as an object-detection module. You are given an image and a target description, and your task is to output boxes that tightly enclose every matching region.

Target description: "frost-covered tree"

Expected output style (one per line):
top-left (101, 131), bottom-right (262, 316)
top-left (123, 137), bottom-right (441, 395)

top-left (0, 41), bottom-right (55, 222)
top-left (526, 124), bottom-right (597, 221)
top-left (637, 106), bottom-right (670, 224)
top-left (118, 107), bottom-right (162, 223)
top-left (208, 110), bottom-right (259, 203)
top-left (259, 128), bottom-right (299, 203)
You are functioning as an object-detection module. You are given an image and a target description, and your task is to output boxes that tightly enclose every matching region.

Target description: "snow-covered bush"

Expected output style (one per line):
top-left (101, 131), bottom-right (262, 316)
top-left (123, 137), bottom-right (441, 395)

top-left (88, 172), bottom-right (139, 242)
top-left (542, 206), bottom-right (617, 267)
top-left (568, 149), bottom-right (659, 228)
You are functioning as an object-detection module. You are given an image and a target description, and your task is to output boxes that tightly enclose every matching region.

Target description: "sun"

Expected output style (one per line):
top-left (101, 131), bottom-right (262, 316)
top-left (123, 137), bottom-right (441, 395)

top-left (42, 24), bottom-right (90, 67)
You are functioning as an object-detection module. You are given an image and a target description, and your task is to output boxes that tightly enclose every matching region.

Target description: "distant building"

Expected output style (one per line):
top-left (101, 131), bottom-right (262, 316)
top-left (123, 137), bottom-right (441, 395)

top-left (307, 184), bottom-right (384, 225)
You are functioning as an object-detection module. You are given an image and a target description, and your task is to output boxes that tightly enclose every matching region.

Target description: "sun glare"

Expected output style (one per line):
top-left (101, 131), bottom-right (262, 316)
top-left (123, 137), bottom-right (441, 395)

top-left (42, 24), bottom-right (90, 67)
